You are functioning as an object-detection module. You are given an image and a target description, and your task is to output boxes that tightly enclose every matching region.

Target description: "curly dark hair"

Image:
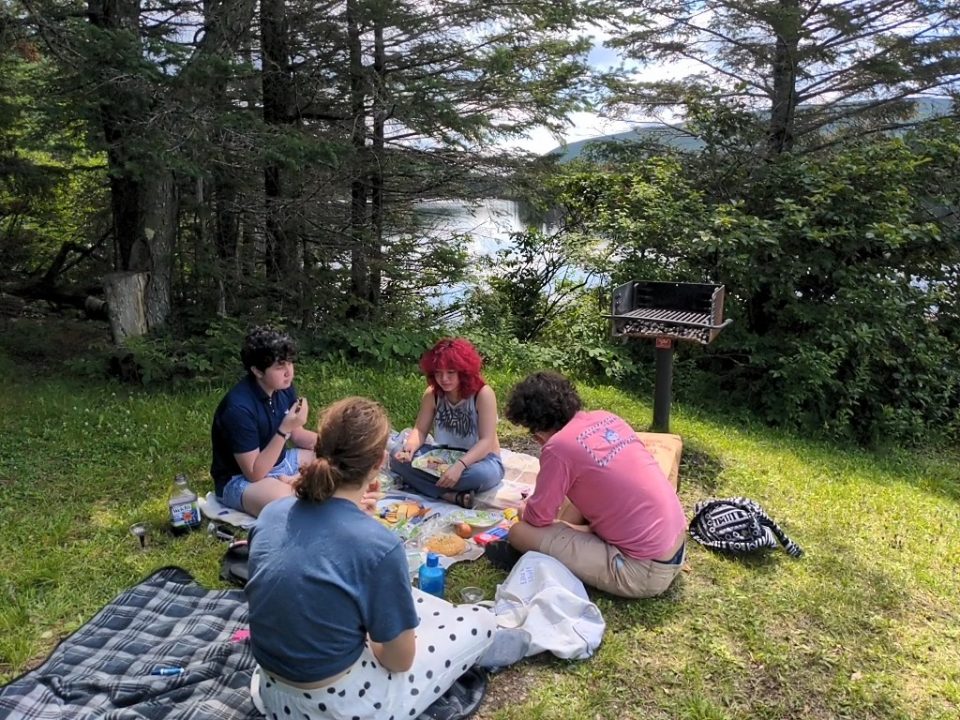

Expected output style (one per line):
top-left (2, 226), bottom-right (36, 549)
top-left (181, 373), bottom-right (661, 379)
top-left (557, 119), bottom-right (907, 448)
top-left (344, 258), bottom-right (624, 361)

top-left (504, 371), bottom-right (582, 433)
top-left (240, 326), bottom-right (298, 374)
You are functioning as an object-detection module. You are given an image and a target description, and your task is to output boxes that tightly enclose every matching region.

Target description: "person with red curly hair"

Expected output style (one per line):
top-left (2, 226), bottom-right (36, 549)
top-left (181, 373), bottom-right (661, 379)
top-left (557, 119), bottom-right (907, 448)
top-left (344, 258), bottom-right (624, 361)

top-left (390, 338), bottom-right (504, 508)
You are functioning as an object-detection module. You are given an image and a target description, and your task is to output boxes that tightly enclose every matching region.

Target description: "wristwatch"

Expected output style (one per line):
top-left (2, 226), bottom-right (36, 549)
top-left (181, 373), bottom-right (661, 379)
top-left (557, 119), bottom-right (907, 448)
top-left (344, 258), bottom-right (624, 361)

top-left (276, 428), bottom-right (291, 440)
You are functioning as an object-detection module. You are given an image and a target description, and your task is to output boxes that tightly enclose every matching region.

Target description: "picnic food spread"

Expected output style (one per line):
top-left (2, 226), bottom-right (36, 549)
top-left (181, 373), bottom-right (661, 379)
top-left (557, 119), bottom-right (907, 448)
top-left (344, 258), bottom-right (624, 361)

top-left (382, 500), bottom-right (429, 523)
top-left (423, 532), bottom-right (468, 557)
top-left (411, 448), bottom-right (466, 477)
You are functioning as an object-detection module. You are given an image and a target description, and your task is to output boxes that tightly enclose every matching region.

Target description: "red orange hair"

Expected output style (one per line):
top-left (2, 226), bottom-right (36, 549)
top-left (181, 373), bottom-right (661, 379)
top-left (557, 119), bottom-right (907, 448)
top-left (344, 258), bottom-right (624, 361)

top-left (419, 338), bottom-right (486, 398)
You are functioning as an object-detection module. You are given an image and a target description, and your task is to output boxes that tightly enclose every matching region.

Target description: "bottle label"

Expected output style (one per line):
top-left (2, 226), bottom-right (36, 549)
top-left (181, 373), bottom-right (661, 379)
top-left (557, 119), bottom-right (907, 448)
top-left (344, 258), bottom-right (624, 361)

top-left (170, 500), bottom-right (202, 528)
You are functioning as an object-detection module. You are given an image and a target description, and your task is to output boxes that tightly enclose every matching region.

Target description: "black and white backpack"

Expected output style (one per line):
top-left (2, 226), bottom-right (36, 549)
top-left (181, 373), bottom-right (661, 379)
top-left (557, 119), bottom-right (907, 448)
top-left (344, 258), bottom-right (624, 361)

top-left (689, 497), bottom-right (803, 557)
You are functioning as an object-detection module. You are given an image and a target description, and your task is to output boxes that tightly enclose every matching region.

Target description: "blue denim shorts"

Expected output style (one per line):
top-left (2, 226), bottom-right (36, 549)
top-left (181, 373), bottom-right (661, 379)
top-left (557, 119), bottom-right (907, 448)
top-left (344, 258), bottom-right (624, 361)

top-left (218, 450), bottom-right (301, 512)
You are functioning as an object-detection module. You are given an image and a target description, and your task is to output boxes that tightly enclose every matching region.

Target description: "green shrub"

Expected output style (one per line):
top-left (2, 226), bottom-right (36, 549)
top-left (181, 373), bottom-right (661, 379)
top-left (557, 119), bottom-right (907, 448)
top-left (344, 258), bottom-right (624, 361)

top-left (551, 126), bottom-right (960, 444)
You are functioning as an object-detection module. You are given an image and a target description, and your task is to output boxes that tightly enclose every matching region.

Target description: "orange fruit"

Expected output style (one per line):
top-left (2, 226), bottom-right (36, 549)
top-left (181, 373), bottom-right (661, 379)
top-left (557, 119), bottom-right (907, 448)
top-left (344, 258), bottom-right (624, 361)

top-left (454, 522), bottom-right (473, 539)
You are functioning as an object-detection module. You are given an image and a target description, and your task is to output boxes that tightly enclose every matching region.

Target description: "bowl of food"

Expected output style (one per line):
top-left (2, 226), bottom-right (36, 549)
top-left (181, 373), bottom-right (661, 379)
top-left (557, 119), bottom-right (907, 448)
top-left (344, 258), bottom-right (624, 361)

top-left (447, 509), bottom-right (502, 529)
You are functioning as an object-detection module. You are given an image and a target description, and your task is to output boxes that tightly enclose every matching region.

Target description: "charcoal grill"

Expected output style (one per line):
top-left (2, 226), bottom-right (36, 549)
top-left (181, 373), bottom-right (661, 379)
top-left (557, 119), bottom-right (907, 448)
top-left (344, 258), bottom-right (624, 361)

top-left (608, 280), bottom-right (731, 432)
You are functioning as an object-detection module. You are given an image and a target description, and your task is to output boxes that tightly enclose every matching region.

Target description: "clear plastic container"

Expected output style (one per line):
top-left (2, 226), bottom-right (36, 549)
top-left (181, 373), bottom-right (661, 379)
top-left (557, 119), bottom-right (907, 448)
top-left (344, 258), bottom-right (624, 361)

top-left (404, 540), bottom-right (423, 584)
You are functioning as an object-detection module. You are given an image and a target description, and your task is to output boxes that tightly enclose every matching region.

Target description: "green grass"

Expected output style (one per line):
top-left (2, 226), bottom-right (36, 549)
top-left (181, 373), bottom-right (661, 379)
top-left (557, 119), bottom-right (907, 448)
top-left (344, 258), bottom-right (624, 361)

top-left (1, 320), bottom-right (958, 719)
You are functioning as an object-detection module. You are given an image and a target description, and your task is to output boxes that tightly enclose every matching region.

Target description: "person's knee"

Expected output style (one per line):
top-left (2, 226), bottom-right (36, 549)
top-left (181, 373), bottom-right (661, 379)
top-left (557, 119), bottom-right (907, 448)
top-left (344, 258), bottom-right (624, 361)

top-left (507, 521), bottom-right (540, 553)
top-left (455, 471), bottom-right (493, 493)
top-left (244, 478), bottom-right (295, 516)
top-left (461, 459), bottom-right (503, 492)
top-left (557, 499), bottom-right (584, 525)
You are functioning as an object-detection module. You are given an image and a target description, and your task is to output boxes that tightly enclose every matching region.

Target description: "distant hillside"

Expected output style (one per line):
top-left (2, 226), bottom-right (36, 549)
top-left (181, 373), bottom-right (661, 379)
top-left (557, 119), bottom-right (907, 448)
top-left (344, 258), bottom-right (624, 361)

top-left (547, 96), bottom-right (955, 162)
top-left (546, 125), bottom-right (703, 162)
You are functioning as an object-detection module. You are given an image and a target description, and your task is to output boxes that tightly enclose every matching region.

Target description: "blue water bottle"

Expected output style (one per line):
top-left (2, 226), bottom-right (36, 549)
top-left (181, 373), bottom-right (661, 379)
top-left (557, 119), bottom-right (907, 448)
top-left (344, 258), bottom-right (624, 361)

top-left (418, 552), bottom-right (446, 598)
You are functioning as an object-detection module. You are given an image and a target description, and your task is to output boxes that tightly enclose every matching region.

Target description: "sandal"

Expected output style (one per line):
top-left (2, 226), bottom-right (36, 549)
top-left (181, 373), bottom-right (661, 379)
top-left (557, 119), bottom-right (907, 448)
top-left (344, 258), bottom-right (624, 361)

top-left (454, 490), bottom-right (475, 509)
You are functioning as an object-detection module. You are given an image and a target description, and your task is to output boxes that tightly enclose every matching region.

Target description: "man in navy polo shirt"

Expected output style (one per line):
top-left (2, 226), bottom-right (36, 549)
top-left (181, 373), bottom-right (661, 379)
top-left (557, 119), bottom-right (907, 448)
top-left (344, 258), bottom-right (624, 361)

top-left (211, 326), bottom-right (317, 517)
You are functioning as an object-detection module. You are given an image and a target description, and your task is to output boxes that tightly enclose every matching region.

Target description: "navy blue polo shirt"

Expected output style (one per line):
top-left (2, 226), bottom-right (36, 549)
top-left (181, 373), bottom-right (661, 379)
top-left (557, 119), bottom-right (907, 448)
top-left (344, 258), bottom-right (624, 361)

top-left (210, 375), bottom-right (298, 494)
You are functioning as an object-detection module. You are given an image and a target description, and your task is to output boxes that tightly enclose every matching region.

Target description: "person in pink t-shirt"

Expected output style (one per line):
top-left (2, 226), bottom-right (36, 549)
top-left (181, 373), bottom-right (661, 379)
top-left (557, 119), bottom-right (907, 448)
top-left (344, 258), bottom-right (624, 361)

top-left (501, 371), bottom-right (687, 598)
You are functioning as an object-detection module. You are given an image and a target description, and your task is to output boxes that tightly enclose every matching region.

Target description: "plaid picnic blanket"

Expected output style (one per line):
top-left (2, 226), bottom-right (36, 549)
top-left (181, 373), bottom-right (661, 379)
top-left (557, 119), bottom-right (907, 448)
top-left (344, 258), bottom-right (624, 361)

top-left (0, 566), bottom-right (486, 720)
top-left (0, 566), bottom-right (256, 720)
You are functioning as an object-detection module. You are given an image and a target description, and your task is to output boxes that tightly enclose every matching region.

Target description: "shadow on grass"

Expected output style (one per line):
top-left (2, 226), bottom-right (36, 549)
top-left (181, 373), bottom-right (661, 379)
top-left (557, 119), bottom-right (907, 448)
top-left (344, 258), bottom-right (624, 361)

top-left (679, 442), bottom-right (725, 493)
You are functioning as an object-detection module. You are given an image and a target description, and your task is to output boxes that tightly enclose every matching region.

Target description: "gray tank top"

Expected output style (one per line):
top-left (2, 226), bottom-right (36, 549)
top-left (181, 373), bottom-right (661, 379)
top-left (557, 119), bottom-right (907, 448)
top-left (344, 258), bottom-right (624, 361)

top-left (433, 393), bottom-right (480, 450)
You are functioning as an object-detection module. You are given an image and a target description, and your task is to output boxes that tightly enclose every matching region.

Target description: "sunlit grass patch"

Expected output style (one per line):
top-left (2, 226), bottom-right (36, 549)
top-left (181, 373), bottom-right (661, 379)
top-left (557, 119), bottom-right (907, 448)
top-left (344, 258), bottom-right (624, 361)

top-left (0, 338), bottom-right (958, 720)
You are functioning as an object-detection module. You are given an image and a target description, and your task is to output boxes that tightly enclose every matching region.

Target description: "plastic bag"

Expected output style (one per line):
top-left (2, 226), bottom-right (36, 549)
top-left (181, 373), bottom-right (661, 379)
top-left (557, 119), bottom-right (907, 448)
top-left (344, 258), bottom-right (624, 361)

top-left (493, 551), bottom-right (605, 660)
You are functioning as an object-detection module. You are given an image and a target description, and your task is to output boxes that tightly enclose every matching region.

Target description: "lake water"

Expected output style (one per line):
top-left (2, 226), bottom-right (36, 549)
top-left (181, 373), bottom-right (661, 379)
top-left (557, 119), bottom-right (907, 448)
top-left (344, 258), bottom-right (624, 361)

top-left (410, 198), bottom-right (534, 309)
top-left (412, 198), bottom-right (530, 257)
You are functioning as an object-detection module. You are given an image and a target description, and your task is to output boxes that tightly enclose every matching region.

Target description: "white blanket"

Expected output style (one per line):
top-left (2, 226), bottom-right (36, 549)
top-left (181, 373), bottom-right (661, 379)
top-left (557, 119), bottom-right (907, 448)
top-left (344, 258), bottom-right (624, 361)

top-left (199, 492), bottom-right (257, 529)
top-left (493, 551), bottom-right (605, 660)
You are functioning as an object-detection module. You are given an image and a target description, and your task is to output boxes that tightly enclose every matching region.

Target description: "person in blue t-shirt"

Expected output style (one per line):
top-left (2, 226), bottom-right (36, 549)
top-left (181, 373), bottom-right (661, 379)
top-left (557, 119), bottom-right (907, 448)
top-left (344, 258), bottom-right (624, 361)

top-left (210, 326), bottom-right (317, 517)
top-left (246, 397), bottom-right (496, 720)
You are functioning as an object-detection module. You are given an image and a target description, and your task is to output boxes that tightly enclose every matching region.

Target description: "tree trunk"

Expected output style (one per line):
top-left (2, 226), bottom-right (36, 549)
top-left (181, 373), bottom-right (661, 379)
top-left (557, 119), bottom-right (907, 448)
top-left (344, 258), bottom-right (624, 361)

top-left (200, 0), bottom-right (254, 315)
top-left (260, 0), bottom-right (299, 292)
top-left (104, 271), bottom-right (148, 343)
top-left (88, 0), bottom-right (176, 331)
top-left (368, 21), bottom-right (385, 312)
top-left (347, 0), bottom-right (370, 317)
top-left (767, 0), bottom-right (800, 156)
top-left (130, 171), bottom-right (177, 330)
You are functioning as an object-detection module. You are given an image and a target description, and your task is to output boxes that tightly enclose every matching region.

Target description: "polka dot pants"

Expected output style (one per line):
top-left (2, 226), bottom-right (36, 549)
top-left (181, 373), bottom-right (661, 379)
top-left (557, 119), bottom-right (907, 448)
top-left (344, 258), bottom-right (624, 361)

top-left (255, 588), bottom-right (496, 720)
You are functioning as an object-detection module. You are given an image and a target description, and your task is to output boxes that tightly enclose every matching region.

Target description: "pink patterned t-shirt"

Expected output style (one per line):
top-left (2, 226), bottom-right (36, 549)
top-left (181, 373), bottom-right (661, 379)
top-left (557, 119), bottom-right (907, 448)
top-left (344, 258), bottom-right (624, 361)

top-left (524, 410), bottom-right (686, 560)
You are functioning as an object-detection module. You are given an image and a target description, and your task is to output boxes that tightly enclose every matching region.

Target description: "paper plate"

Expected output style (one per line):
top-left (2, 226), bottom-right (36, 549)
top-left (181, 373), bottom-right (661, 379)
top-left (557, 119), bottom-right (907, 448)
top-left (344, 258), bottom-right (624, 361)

top-left (447, 509), bottom-right (503, 529)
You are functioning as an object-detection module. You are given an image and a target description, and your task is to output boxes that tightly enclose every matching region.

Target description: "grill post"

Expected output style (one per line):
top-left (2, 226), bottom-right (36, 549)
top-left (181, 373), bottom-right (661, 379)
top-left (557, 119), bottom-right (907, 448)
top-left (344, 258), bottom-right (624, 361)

top-left (653, 336), bottom-right (674, 432)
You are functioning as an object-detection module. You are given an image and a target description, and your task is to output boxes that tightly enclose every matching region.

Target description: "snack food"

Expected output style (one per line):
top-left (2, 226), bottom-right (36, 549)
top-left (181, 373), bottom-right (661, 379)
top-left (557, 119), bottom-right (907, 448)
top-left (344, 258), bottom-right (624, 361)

top-left (381, 500), bottom-right (428, 524)
top-left (424, 532), bottom-right (468, 557)
top-left (412, 449), bottom-right (465, 477)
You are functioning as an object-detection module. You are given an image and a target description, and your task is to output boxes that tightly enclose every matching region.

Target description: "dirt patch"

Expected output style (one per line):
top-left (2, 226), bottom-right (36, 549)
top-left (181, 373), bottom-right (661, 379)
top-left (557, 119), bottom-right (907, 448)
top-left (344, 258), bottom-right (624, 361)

top-left (678, 445), bottom-right (724, 491)
top-left (501, 435), bottom-right (541, 458)
top-left (474, 656), bottom-right (558, 718)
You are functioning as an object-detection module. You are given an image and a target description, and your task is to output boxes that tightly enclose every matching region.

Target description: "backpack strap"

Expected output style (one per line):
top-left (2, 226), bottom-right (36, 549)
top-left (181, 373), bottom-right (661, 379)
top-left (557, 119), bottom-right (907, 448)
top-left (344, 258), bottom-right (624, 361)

top-left (747, 499), bottom-right (804, 557)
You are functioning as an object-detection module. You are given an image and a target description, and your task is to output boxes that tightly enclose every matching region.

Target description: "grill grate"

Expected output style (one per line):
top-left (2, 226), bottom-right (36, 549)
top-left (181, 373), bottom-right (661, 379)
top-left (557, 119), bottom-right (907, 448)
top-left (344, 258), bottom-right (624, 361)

top-left (608, 281), bottom-right (730, 345)
top-left (605, 280), bottom-right (732, 432)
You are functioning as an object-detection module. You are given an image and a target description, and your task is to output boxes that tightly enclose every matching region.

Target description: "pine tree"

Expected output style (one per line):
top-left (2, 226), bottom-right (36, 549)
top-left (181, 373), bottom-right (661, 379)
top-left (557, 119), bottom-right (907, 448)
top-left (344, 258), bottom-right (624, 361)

top-left (606, 0), bottom-right (960, 156)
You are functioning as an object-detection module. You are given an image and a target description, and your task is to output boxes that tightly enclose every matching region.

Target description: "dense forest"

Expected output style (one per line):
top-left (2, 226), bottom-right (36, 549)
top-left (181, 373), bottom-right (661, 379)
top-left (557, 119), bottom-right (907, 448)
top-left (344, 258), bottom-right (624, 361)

top-left (1, 0), bottom-right (959, 443)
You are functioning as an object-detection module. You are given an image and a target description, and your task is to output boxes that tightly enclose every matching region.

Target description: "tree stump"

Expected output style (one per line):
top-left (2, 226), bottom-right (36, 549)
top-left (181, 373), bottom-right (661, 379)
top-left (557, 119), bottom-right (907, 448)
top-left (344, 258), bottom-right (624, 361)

top-left (103, 271), bottom-right (148, 344)
top-left (0, 293), bottom-right (26, 318)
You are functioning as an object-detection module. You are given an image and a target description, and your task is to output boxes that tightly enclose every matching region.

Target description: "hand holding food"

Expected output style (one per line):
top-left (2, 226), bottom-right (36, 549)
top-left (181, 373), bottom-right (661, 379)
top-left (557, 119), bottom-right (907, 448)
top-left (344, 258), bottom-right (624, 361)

top-left (280, 396), bottom-right (309, 433)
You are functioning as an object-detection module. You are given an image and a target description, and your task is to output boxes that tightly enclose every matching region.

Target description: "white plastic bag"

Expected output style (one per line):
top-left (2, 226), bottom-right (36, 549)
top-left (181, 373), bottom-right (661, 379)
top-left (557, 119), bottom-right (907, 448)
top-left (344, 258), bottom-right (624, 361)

top-left (493, 551), bottom-right (605, 660)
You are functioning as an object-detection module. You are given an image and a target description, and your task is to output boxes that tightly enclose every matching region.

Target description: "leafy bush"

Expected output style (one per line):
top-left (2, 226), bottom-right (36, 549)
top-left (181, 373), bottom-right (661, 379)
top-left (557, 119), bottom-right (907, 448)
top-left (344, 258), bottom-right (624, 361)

top-left (109, 318), bottom-right (248, 385)
top-left (309, 322), bottom-right (441, 366)
top-left (552, 125), bottom-right (960, 444)
top-left (538, 292), bottom-right (641, 381)
top-left (461, 328), bottom-right (567, 375)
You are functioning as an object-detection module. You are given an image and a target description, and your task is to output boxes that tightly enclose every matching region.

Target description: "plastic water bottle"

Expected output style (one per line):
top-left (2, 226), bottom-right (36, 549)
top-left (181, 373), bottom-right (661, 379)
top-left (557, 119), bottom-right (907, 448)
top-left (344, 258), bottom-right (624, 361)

top-left (168, 473), bottom-right (203, 535)
top-left (418, 552), bottom-right (445, 598)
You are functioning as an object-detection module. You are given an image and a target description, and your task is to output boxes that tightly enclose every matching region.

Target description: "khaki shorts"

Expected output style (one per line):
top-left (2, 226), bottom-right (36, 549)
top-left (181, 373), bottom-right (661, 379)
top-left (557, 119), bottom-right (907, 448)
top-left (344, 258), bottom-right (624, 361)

top-left (537, 524), bottom-right (685, 598)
